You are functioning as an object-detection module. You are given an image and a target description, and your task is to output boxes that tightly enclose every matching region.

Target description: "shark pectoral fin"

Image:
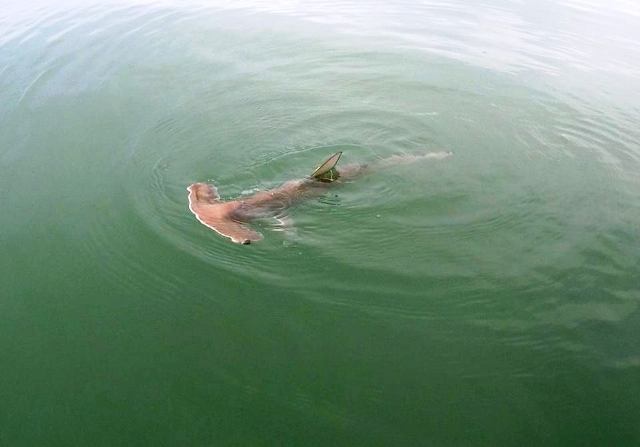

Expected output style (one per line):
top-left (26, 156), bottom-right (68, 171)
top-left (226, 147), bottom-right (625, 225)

top-left (310, 151), bottom-right (342, 179)
top-left (272, 215), bottom-right (295, 232)
top-left (273, 215), bottom-right (300, 243)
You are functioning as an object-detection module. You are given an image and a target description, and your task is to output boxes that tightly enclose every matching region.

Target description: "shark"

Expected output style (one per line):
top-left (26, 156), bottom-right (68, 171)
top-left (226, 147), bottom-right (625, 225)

top-left (187, 151), bottom-right (451, 244)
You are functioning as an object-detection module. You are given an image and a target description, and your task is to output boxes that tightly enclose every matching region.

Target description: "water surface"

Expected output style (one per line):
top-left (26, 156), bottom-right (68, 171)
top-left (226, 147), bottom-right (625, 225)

top-left (1, 0), bottom-right (639, 445)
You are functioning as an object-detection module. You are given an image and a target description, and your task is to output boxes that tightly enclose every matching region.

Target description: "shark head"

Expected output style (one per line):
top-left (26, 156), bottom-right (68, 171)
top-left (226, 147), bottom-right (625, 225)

top-left (187, 183), bottom-right (263, 244)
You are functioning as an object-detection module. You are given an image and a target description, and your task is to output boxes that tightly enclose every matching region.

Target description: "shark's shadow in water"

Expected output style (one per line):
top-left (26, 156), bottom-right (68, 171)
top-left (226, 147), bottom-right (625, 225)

top-left (187, 151), bottom-right (451, 244)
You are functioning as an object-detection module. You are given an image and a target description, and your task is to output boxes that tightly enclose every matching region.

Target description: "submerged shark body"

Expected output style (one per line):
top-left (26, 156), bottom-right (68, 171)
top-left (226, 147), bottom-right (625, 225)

top-left (187, 151), bottom-right (450, 244)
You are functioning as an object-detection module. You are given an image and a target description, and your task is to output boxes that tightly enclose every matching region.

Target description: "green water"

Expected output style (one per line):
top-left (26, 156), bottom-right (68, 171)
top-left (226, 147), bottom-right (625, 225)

top-left (2, 0), bottom-right (640, 445)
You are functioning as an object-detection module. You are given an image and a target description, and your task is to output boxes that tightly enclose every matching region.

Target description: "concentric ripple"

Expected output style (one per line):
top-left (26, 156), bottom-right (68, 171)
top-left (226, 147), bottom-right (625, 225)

top-left (9, 0), bottom-right (631, 322)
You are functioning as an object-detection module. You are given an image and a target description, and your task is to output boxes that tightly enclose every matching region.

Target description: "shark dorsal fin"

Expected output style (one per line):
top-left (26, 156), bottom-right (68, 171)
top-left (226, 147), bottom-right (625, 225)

top-left (310, 151), bottom-right (342, 179)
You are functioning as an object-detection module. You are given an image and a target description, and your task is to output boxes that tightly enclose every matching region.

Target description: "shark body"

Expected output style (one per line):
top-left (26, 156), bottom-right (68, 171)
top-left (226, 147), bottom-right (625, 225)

top-left (187, 151), bottom-right (450, 244)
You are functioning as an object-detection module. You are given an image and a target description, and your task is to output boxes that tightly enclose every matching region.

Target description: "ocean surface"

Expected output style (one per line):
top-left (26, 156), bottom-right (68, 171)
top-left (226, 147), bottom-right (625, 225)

top-left (1, 0), bottom-right (639, 445)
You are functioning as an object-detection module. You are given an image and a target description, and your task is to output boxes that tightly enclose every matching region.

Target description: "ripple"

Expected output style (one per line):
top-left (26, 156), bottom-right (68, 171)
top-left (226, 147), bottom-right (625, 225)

top-left (2, 0), bottom-right (639, 328)
top-left (2, 6), bottom-right (640, 445)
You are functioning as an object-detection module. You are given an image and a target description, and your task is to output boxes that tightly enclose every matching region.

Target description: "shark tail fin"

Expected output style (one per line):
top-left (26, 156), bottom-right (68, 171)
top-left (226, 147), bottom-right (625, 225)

top-left (310, 151), bottom-right (342, 179)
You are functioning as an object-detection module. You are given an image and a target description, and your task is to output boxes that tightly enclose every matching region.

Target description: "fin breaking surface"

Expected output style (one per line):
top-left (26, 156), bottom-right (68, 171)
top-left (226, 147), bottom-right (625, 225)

top-left (310, 151), bottom-right (342, 179)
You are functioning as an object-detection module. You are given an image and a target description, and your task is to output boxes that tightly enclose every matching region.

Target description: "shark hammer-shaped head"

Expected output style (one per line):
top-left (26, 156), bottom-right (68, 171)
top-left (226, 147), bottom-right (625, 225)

top-left (187, 183), bottom-right (263, 244)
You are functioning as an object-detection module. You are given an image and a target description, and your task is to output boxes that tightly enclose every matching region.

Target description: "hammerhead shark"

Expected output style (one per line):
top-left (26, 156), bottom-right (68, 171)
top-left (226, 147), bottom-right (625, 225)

top-left (187, 151), bottom-right (450, 244)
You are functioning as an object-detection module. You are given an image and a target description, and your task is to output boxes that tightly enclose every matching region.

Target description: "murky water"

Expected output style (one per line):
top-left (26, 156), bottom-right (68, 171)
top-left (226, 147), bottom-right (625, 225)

top-left (1, 0), bottom-right (639, 444)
